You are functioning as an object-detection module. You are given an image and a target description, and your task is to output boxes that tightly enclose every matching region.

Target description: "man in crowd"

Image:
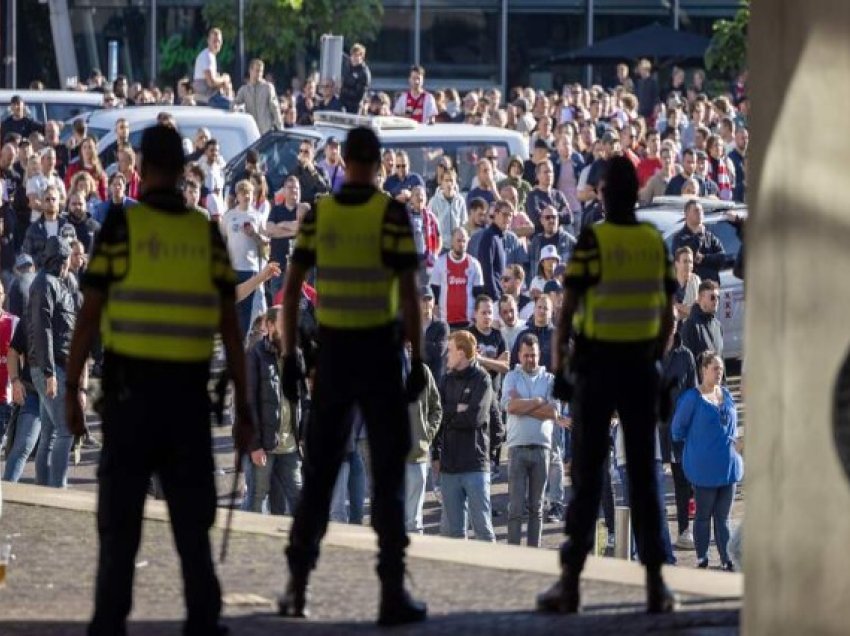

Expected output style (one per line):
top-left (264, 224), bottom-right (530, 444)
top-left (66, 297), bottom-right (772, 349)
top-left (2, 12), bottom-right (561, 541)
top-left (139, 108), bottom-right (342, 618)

top-left (637, 130), bottom-right (663, 187)
top-left (502, 334), bottom-right (557, 547)
top-left (499, 263), bottom-right (533, 320)
top-left (681, 280), bottom-right (724, 361)
top-left (526, 161), bottom-right (572, 234)
top-left (670, 200), bottom-right (726, 283)
top-left (407, 185), bottom-right (441, 272)
top-left (405, 353), bottom-right (441, 534)
top-left (523, 139), bottom-right (553, 186)
top-left (234, 58), bottom-right (284, 135)
top-left (464, 198), bottom-right (490, 257)
top-left (65, 191), bottom-right (101, 255)
top-left (421, 286), bottom-right (449, 386)
top-left (265, 175), bottom-right (304, 294)
top-left (292, 140), bottom-right (330, 205)
top-left (528, 205), bottom-right (577, 274)
top-left (496, 294), bottom-right (525, 354)
top-left (466, 158), bottom-right (501, 207)
top-left (639, 143), bottom-right (679, 205)
top-left (433, 330), bottom-right (501, 541)
top-left (1, 95), bottom-right (44, 142)
top-left (94, 172), bottom-right (136, 225)
top-left (317, 78), bottom-right (343, 112)
top-left (728, 126), bottom-right (748, 202)
top-left (192, 27), bottom-right (232, 110)
top-left (317, 137), bottom-right (345, 193)
top-left (429, 227), bottom-right (484, 330)
top-left (29, 236), bottom-right (77, 489)
top-left (430, 169), bottom-right (467, 252)
top-left (247, 307), bottom-right (302, 515)
top-left (383, 150), bottom-right (424, 203)
top-left (664, 149), bottom-right (708, 196)
top-left (477, 200), bottom-right (513, 300)
top-left (23, 184), bottom-right (74, 267)
top-left (44, 121), bottom-right (69, 179)
top-left (393, 66), bottom-right (437, 124)
top-left (340, 43), bottom-right (371, 114)
top-left (510, 295), bottom-right (555, 371)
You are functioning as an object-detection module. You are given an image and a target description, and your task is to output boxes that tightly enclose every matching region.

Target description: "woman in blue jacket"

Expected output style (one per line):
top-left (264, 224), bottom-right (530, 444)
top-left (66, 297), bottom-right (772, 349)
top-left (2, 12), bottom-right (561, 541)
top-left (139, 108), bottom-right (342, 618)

top-left (672, 351), bottom-right (743, 571)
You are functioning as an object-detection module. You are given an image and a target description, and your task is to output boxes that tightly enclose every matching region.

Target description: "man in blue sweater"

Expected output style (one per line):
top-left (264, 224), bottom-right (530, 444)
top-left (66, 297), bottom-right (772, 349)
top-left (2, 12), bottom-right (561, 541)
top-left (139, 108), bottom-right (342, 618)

top-left (476, 200), bottom-right (514, 300)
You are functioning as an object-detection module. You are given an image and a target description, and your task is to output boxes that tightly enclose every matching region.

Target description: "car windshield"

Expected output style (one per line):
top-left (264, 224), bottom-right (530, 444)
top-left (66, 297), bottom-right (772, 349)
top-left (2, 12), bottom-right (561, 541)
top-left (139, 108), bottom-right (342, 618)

top-left (46, 102), bottom-right (100, 123)
top-left (229, 134), bottom-right (309, 194)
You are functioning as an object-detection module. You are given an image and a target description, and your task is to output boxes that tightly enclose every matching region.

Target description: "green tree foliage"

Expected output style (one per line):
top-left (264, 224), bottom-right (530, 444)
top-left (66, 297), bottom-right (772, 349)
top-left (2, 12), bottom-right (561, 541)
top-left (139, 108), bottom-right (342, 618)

top-left (705, 0), bottom-right (749, 75)
top-left (202, 0), bottom-right (382, 67)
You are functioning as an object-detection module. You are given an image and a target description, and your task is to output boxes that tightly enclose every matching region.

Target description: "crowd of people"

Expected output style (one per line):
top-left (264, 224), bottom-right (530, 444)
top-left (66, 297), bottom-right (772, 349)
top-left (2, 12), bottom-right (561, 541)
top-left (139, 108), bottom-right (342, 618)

top-left (0, 24), bottom-right (746, 571)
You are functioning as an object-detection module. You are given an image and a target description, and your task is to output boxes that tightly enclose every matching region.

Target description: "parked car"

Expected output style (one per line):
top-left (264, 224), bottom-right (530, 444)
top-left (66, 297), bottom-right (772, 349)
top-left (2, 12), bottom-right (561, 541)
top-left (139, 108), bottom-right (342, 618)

top-left (637, 196), bottom-right (747, 361)
top-left (0, 90), bottom-right (103, 126)
top-left (67, 106), bottom-right (260, 171)
top-left (225, 111), bottom-right (530, 195)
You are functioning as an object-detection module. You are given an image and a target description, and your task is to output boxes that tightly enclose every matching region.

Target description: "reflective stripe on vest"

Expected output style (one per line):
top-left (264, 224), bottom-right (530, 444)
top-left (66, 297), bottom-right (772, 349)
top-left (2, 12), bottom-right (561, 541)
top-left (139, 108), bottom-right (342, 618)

top-left (102, 204), bottom-right (221, 362)
top-left (314, 192), bottom-right (399, 329)
top-left (574, 222), bottom-right (667, 342)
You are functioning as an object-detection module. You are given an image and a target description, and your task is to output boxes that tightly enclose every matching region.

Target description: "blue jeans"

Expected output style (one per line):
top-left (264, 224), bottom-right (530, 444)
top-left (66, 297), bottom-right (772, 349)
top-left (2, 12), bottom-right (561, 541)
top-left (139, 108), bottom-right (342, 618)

top-left (508, 445), bottom-right (549, 547)
top-left (440, 471), bottom-right (495, 541)
top-left (0, 401), bottom-right (10, 443)
top-left (617, 462), bottom-right (676, 565)
top-left (694, 484), bottom-right (736, 564)
top-left (547, 427), bottom-right (565, 507)
top-left (32, 367), bottom-right (73, 488)
top-left (207, 92), bottom-right (233, 111)
top-left (250, 451), bottom-right (302, 515)
top-left (405, 462), bottom-right (429, 533)
top-left (235, 270), bottom-right (257, 341)
top-left (3, 393), bottom-right (42, 482)
top-left (330, 450), bottom-right (367, 524)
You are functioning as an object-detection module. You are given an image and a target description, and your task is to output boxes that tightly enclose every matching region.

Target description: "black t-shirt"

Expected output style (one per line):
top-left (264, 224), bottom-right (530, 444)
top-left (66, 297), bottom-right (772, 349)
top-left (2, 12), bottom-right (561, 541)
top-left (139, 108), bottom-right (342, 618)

top-left (468, 325), bottom-right (506, 391)
top-left (267, 203), bottom-right (299, 265)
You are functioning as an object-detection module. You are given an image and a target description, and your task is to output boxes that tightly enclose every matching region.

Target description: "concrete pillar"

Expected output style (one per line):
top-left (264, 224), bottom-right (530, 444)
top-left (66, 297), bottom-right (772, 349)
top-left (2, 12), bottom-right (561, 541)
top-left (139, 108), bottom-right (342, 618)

top-left (745, 2), bottom-right (850, 634)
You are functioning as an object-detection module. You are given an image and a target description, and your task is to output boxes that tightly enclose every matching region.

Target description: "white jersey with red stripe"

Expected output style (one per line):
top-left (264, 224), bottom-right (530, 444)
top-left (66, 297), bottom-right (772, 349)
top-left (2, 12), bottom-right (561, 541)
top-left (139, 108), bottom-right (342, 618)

top-left (429, 251), bottom-right (483, 325)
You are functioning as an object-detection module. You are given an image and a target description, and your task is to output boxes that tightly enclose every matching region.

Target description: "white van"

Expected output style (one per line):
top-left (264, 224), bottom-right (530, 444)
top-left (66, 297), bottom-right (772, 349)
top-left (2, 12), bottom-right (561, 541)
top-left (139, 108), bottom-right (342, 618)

top-left (225, 112), bottom-right (529, 194)
top-left (73, 106), bottom-right (260, 169)
top-left (0, 90), bottom-right (103, 124)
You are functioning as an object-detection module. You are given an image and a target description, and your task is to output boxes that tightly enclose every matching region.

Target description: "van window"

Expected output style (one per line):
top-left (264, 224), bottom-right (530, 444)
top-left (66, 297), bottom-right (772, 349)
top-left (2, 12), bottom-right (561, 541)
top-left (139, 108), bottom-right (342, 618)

top-left (383, 142), bottom-right (512, 192)
top-left (46, 102), bottom-right (100, 123)
top-left (229, 134), bottom-right (308, 194)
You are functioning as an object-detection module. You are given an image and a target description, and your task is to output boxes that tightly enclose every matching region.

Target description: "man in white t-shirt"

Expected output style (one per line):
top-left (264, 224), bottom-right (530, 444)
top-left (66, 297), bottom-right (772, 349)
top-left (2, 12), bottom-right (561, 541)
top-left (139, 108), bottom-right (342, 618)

top-left (220, 179), bottom-right (269, 338)
top-left (193, 27), bottom-right (232, 110)
top-left (428, 227), bottom-right (485, 330)
top-left (27, 148), bottom-right (66, 213)
top-left (392, 65), bottom-right (437, 124)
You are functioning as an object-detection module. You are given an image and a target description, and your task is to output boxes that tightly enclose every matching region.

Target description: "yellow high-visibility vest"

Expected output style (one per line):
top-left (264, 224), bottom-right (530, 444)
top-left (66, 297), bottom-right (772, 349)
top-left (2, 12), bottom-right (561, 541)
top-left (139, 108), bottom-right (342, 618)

top-left (314, 192), bottom-right (399, 329)
top-left (102, 205), bottom-right (220, 361)
top-left (573, 222), bottom-right (667, 342)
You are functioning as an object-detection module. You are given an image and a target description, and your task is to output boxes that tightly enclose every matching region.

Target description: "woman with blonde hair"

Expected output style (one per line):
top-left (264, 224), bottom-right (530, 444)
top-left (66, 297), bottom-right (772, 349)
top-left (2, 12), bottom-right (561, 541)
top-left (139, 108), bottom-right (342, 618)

top-left (69, 170), bottom-right (102, 217)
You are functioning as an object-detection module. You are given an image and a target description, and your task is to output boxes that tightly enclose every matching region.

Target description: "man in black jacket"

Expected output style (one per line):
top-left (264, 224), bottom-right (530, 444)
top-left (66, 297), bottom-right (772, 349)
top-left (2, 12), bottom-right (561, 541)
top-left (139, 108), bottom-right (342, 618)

top-left (670, 201), bottom-right (726, 283)
top-left (66, 191), bottom-right (101, 255)
top-left (681, 280), bottom-right (724, 361)
top-left (246, 307), bottom-right (302, 515)
top-left (421, 286), bottom-right (448, 385)
top-left (510, 295), bottom-right (555, 370)
top-left (340, 44), bottom-right (371, 114)
top-left (28, 236), bottom-right (77, 488)
top-left (292, 140), bottom-right (330, 205)
top-left (432, 330), bottom-right (503, 541)
top-left (22, 185), bottom-right (75, 267)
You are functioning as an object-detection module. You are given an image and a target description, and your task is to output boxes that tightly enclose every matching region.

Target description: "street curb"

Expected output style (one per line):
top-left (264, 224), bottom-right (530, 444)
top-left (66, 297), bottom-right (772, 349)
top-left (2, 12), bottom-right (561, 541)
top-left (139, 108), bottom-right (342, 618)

top-left (1, 482), bottom-right (742, 599)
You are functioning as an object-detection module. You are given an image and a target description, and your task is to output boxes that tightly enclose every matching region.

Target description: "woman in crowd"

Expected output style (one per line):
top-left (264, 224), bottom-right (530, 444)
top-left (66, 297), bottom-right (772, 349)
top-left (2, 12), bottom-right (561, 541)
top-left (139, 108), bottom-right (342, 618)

top-left (69, 171), bottom-right (102, 219)
top-left (672, 351), bottom-right (743, 571)
top-left (673, 246), bottom-right (701, 321)
top-left (117, 146), bottom-right (141, 199)
top-left (64, 137), bottom-right (107, 200)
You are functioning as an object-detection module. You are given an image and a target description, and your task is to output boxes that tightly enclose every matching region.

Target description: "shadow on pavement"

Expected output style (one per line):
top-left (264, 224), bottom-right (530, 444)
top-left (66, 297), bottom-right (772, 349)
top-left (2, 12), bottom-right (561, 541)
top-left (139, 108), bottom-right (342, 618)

top-left (1, 607), bottom-right (740, 635)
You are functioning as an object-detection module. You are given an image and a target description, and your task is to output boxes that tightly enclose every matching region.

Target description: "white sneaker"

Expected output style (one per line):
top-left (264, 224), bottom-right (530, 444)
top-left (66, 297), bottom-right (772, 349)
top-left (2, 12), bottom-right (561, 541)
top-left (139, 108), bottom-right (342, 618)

top-left (675, 529), bottom-right (695, 550)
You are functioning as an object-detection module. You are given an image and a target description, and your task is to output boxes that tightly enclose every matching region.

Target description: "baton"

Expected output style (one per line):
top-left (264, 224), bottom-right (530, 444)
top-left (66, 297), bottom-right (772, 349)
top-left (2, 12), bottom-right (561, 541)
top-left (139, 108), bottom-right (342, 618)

top-left (220, 449), bottom-right (242, 564)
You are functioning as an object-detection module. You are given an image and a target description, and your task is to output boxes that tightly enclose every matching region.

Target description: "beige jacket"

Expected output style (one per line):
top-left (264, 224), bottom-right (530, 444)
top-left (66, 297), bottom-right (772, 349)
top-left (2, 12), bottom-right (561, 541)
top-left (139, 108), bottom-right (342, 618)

top-left (234, 80), bottom-right (283, 135)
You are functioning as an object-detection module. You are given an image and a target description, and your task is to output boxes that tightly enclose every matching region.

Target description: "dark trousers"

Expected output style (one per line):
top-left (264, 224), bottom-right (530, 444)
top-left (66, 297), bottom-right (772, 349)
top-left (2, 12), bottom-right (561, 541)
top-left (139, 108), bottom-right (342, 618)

top-left (670, 460), bottom-right (693, 535)
top-left (561, 342), bottom-right (665, 572)
top-left (89, 361), bottom-right (220, 636)
top-left (287, 325), bottom-right (411, 585)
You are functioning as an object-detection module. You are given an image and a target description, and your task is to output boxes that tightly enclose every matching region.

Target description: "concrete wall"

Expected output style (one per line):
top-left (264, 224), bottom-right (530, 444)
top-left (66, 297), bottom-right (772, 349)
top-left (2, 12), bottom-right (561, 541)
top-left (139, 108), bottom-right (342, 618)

top-left (744, 2), bottom-right (850, 634)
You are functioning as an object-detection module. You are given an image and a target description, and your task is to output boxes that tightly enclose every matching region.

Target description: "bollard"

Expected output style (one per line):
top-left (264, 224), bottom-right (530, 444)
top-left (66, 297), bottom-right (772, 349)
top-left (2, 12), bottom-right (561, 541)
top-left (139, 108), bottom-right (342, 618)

top-left (614, 506), bottom-right (632, 560)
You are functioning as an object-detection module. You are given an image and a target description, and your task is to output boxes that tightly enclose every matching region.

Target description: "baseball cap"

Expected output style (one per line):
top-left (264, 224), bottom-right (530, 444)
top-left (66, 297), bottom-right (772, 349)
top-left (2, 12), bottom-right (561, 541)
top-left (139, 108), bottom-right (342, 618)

top-left (14, 253), bottom-right (33, 269)
top-left (543, 280), bottom-right (563, 295)
top-left (534, 138), bottom-right (552, 151)
top-left (539, 245), bottom-right (561, 263)
top-left (420, 285), bottom-right (434, 299)
top-left (326, 136), bottom-right (340, 147)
